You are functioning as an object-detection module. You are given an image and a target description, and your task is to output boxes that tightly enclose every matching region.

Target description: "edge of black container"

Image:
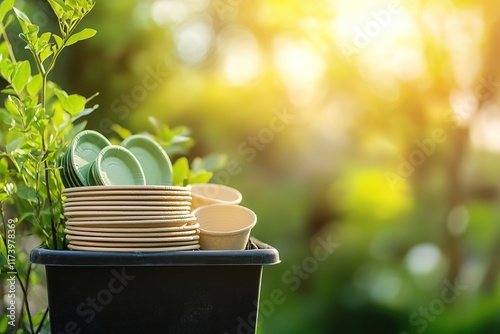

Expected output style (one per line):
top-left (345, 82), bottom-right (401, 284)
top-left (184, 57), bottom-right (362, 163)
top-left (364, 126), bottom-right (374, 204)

top-left (30, 237), bottom-right (280, 267)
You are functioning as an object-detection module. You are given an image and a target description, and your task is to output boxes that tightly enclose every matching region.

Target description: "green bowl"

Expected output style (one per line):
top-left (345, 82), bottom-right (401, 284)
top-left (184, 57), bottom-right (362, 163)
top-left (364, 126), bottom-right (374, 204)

top-left (70, 130), bottom-right (111, 186)
top-left (120, 135), bottom-right (173, 186)
top-left (95, 146), bottom-right (146, 186)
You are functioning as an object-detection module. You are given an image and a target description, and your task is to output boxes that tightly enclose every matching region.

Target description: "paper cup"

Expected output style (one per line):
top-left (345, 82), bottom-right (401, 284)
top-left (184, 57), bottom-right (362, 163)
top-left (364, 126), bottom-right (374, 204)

top-left (193, 204), bottom-right (256, 250)
top-left (190, 184), bottom-right (242, 210)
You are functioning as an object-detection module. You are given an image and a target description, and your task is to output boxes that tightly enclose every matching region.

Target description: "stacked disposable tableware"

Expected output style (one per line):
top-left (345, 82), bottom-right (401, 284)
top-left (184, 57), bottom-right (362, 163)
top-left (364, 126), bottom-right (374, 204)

top-left (62, 185), bottom-right (199, 252)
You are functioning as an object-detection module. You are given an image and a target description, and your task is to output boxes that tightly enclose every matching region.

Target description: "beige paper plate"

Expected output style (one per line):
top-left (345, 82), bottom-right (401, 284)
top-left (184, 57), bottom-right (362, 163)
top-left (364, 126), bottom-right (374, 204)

top-left (66, 222), bottom-right (196, 228)
top-left (66, 234), bottom-right (200, 242)
top-left (69, 240), bottom-right (200, 247)
top-left (66, 219), bottom-right (196, 228)
top-left (63, 204), bottom-right (191, 210)
top-left (64, 195), bottom-right (192, 202)
top-left (67, 214), bottom-right (195, 222)
top-left (63, 185), bottom-right (189, 193)
top-left (67, 244), bottom-right (200, 252)
top-left (65, 223), bottom-right (199, 233)
top-left (65, 210), bottom-right (191, 217)
top-left (65, 228), bottom-right (198, 238)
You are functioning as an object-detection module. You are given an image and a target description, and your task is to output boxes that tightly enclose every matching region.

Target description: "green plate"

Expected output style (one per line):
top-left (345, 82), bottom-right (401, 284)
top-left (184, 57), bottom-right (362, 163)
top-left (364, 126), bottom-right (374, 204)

top-left (88, 161), bottom-right (101, 186)
top-left (96, 146), bottom-right (146, 186)
top-left (121, 135), bottom-right (173, 185)
top-left (63, 149), bottom-right (80, 188)
top-left (70, 130), bottom-right (111, 186)
top-left (65, 149), bottom-right (83, 188)
top-left (58, 153), bottom-right (71, 189)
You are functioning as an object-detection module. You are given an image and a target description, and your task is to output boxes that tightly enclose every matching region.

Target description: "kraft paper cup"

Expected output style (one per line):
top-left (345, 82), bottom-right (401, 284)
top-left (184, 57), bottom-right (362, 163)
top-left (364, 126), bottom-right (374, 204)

top-left (190, 184), bottom-right (242, 211)
top-left (193, 204), bottom-right (256, 250)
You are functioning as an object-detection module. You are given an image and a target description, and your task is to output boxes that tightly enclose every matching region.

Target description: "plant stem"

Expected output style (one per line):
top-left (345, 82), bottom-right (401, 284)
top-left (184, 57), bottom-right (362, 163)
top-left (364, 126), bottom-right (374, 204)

top-left (0, 204), bottom-right (6, 243)
top-left (16, 270), bottom-right (35, 334)
top-left (0, 23), bottom-right (16, 62)
top-left (36, 307), bottom-right (49, 334)
top-left (40, 74), bottom-right (58, 249)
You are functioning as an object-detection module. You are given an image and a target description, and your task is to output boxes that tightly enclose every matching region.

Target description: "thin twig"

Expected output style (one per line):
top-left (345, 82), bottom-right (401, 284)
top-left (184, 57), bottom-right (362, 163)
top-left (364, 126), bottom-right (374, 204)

top-left (16, 269), bottom-right (35, 334)
top-left (0, 23), bottom-right (16, 62)
top-left (35, 307), bottom-right (49, 334)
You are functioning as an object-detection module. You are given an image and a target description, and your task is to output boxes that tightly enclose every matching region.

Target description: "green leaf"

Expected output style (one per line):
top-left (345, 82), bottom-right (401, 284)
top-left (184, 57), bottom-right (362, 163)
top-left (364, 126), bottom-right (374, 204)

top-left (148, 116), bottom-right (163, 135)
top-left (27, 74), bottom-right (43, 96)
top-left (68, 121), bottom-right (86, 137)
top-left (191, 157), bottom-right (204, 174)
top-left (54, 88), bottom-right (86, 116)
top-left (172, 157), bottom-right (189, 186)
top-left (13, 7), bottom-right (34, 33)
top-left (71, 105), bottom-right (97, 123)
top-left (189, 170), bottom-right (213, 184)
top-left (24, 105), bottom-right (42, 127)
top-left (66, 28), bottom-right (96, 46)
top-left (38, 32), bottom-right (53, 62)
top-left (0, 54), bottom-right (14, 80)
top-left (7, 95), bottom-right (23, 114)
top-left (0, 14), bottom-right (13, 38)
top-left (6, 136), bottom-right (22, 152)
top-left (0, 108), bottom-right (12, 125)
top-left (111, 123), bottom-right (132, 140)
top-left (201, 153), bottom-right (228, 172)
top-left (53, 34), bottom-right (63, 49)
top-left (0, 254), bottom-right (6, 268)
top-left (16, 185), bottom-right (38, 202)
top-left (0, 0), bottom-right (14, 23)
top-left (66, 94), bottom-right (86, 115)
top-left (47, 0), bottom-right (66, 19)
top-left (0, 157), bottom-right (8, 174)
top-left (170, 135), bottom-right (192, 145)
top-left (0, 88), bottom-right (15, 95)
top-left (11, 60), bottom-right (30, 92)
top-left (164, 135), bottom-right (194, 156)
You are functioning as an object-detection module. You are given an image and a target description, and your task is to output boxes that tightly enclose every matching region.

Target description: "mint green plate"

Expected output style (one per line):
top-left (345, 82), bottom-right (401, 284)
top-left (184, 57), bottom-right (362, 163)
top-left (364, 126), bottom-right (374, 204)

top-left (65, 148), bottom-right (84, 187)
top-left (96, 146), bottom-right (146, 186)
top-left (121, 135), bottom-right (173, 185)
top-left (88, 161), bottom-right (101, 186)
top-left (63, 149), bottom-right (80, 188)
top-left (70, 130), bottom-right (111, 186)
top-left (58, 153), bottom-right (71, 188)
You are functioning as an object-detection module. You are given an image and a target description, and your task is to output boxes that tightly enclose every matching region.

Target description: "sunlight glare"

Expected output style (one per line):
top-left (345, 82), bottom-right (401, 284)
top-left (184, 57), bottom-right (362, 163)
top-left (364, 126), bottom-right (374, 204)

top-left (174, 20), bottom-right (213, 64)
top-left (405, 243), bottom-right (443, 275)
top-left (470, 104), bottom-right (500, 153)
top-left (151, 0), bottom-right (188, 25)
top-left (273, 35), bottom-right (326, 87)
top-left (218, 27), bottom-right (262, 86)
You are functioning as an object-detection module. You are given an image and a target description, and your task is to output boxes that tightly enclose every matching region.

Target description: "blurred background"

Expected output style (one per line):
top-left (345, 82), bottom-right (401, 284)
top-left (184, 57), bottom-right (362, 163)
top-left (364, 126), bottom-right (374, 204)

top-left (9, 0), bottom-right (500, 332)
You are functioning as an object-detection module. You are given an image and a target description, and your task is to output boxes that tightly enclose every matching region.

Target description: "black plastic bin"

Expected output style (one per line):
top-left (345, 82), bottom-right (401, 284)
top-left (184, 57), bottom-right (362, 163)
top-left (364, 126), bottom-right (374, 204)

top-left (30, 238), bottom-right (279, 334)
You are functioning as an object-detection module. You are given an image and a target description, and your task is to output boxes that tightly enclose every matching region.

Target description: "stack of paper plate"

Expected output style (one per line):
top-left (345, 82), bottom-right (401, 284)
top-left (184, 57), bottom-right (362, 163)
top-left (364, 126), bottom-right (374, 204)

top-left (62, 185), bottom-right (199, 252)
